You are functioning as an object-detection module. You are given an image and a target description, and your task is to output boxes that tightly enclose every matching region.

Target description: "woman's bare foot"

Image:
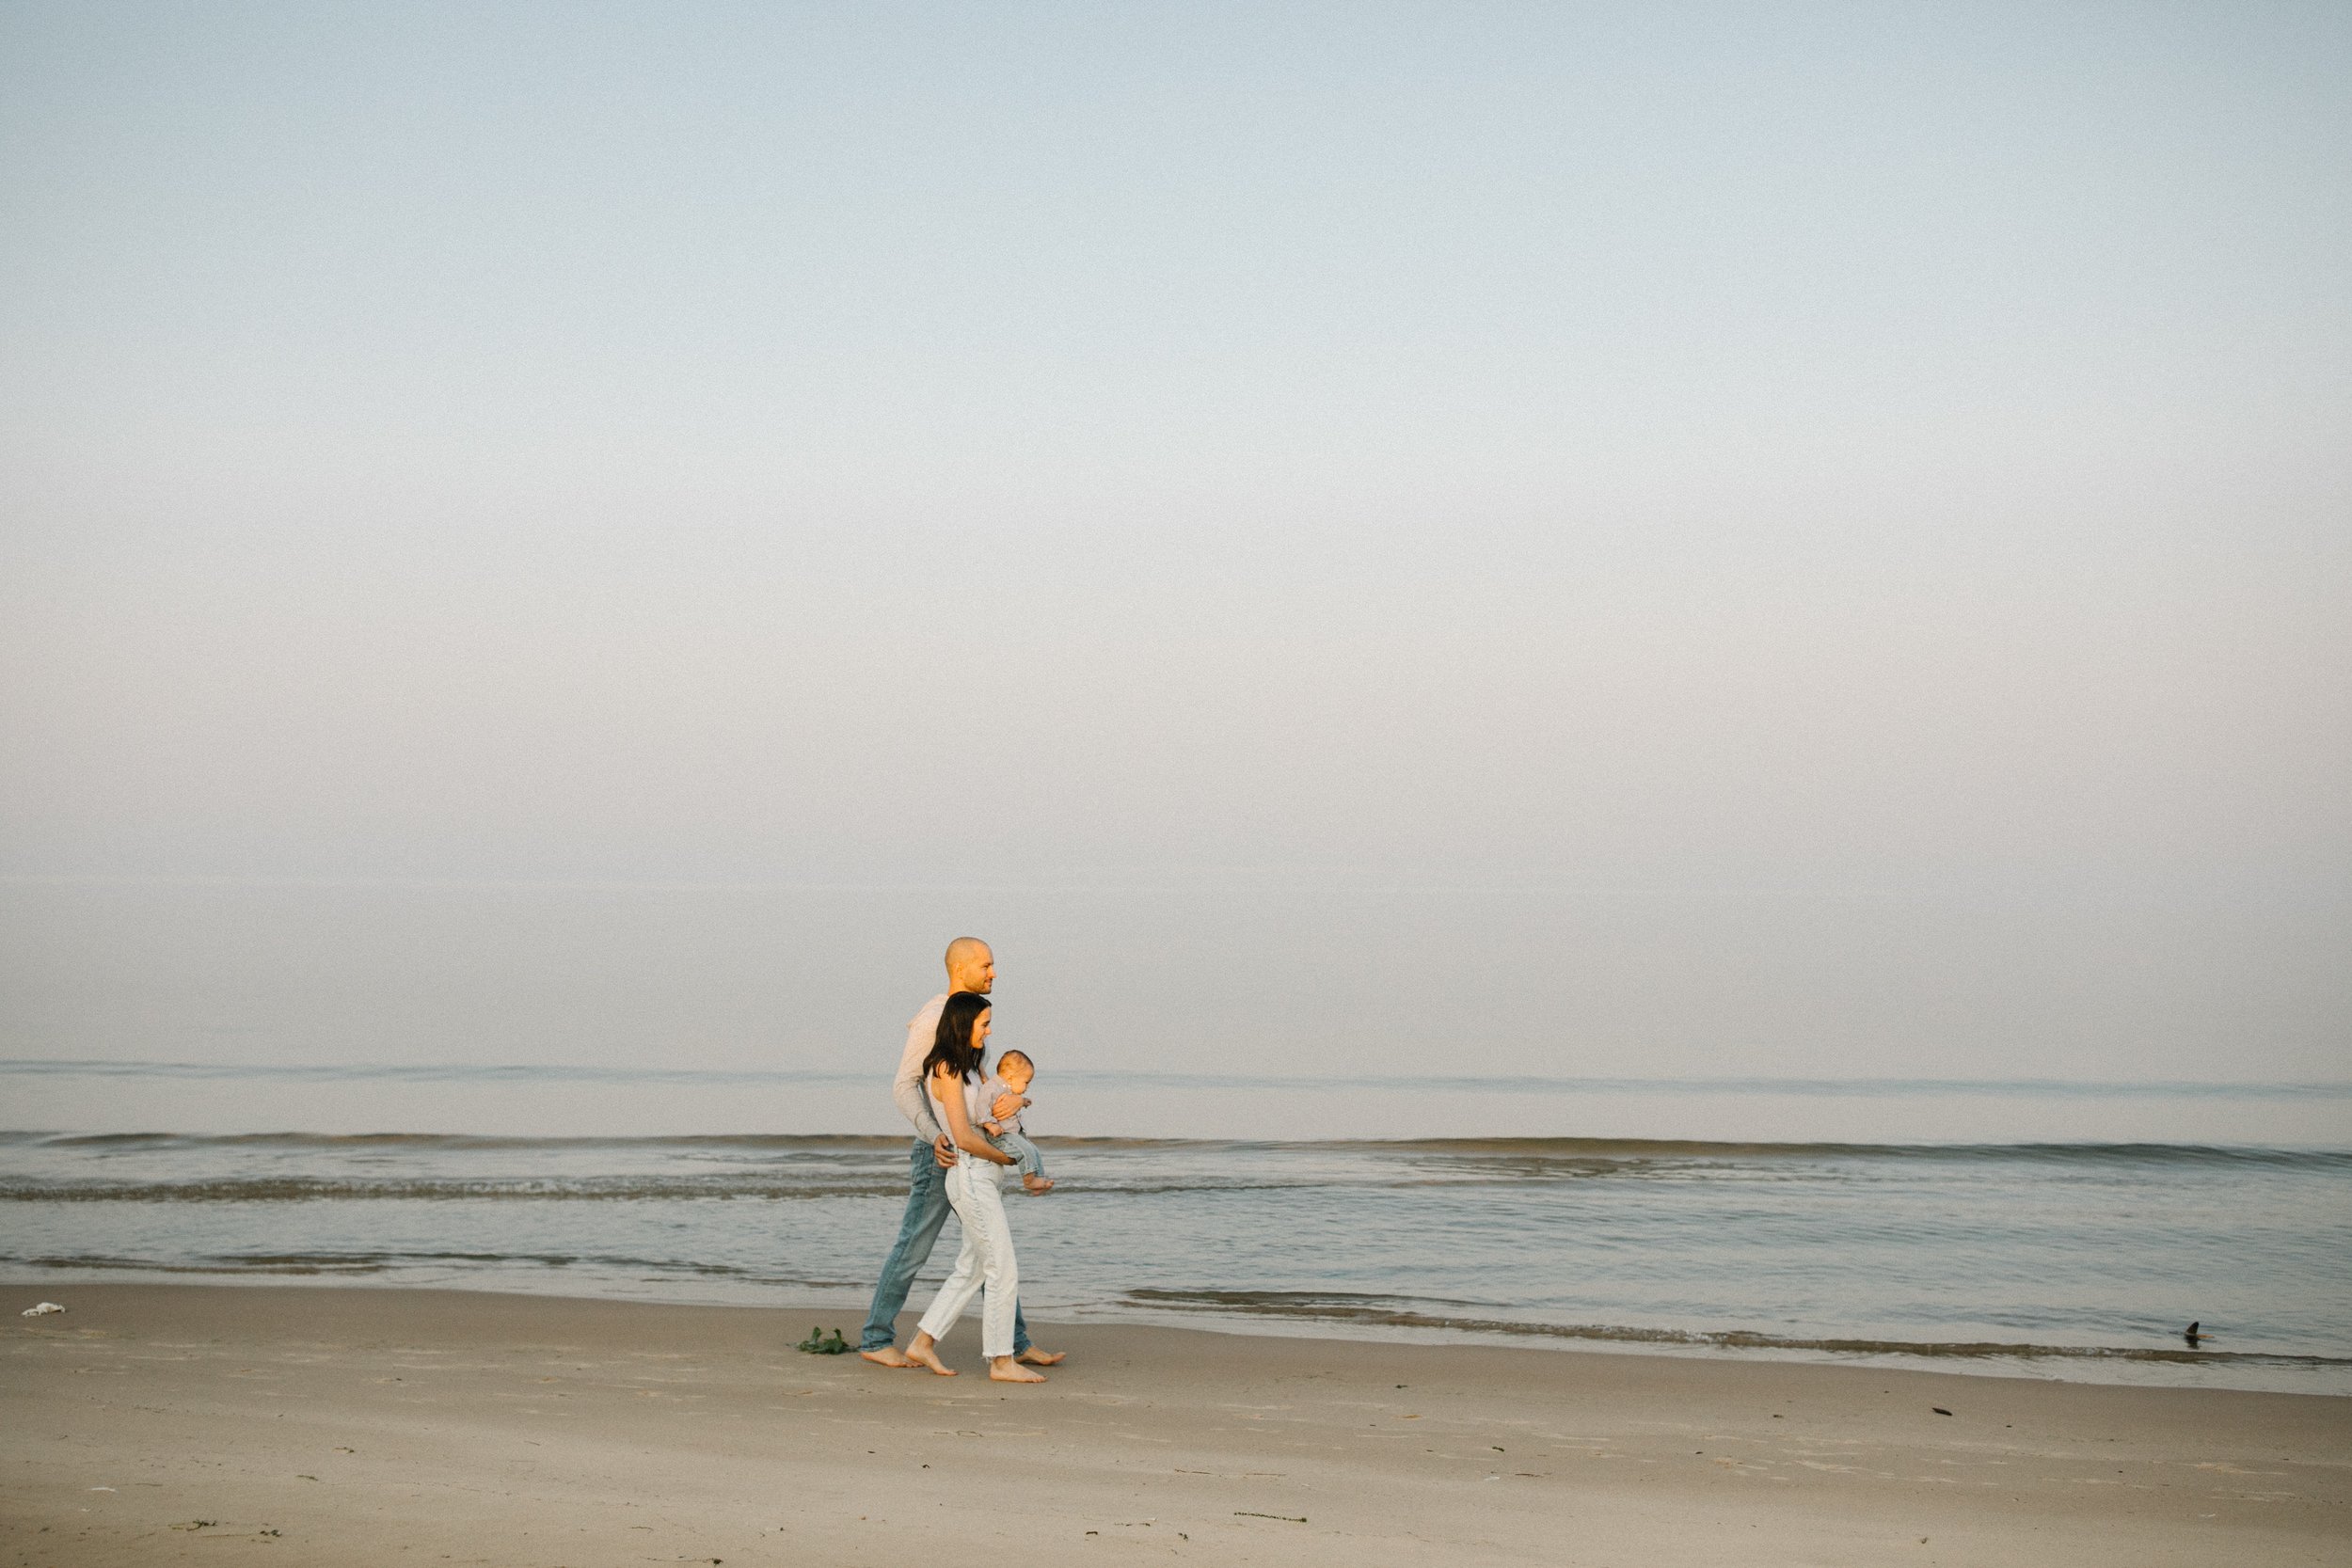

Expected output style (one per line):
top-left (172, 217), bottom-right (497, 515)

top-left (1014, 1346), bottom-right (1065, 1367)
top-left (857, 1345), bottom-right (916, 1368)
top-left (904, 1333), bottom-right (957, 1376)
top-left (989, 1356), bottom-right (1046, 1383)
top-left (1021, 1174), bottom-right (1055, 1195)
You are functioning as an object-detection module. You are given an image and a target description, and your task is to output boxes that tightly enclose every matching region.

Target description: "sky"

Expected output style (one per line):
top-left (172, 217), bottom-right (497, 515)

top-left (2, 2), bottom-right (2346, 1087)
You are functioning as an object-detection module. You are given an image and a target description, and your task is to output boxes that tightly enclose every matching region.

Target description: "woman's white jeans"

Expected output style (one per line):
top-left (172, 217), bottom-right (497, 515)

top-left (914, 1155), bottom-right (1018, 1359)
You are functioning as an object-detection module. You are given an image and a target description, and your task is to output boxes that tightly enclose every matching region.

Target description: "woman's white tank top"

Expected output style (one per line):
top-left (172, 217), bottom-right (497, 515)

top-left (926, 1069), bottom-right (987, 1140)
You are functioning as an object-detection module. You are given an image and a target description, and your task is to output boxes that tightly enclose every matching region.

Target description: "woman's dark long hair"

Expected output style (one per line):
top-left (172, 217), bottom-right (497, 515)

top-left (920, 990), bottom-right (992, 1085)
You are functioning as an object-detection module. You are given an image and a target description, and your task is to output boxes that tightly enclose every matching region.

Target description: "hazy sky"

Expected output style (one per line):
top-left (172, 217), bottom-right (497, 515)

top-left (3, 3), bottom-right (2345, 1084)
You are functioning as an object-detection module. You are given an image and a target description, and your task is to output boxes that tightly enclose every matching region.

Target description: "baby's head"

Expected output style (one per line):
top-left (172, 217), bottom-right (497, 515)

top-left (994, 1049), bottom-right (1035, 1093)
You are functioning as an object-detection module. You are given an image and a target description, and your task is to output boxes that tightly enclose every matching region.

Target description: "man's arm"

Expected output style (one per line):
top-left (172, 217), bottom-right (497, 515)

top-left (893, 1064), bottom-right (946, 1144)
top-left (892, 1000), bottom-right (947, 1144)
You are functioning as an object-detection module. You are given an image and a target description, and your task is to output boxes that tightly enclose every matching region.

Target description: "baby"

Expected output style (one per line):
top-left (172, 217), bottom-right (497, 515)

top-left (980, 1049), bottom-right (1054, 1195)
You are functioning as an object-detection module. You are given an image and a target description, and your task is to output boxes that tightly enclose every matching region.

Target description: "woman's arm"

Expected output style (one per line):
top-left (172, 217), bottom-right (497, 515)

top-left (930, 1065), bottom-right (1017, 1164)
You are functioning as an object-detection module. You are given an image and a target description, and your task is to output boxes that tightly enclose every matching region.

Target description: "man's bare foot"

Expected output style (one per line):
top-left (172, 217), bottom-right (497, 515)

top-left (989, 1356), bottom-right (1047, 1383)
top-left (857, 1345), bottom-right (916, 1368)
top-left (1014, 1346), bottom-right (1065, 1367)
top-left (1022, 1174), bottom-right (1055, 1195)
top-left (904, 1334), bottom-right (957, 1376)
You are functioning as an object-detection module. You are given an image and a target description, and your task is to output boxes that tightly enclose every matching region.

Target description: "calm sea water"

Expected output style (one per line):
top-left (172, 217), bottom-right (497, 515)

top-left (4, 1062), bottom-right (2348, 1394)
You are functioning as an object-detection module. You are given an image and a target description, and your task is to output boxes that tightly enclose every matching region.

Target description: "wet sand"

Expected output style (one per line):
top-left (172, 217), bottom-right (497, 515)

top-left (4, 1284), bottom-right (2346, 1566)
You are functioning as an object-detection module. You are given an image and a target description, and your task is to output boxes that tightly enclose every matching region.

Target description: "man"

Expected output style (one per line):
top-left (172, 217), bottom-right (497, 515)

top-left (857, 937), bottom-right (1064, 1369)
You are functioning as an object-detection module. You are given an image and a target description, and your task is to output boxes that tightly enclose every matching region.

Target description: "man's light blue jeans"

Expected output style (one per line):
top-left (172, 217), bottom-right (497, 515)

top-left (860, 1139), bottom-right (1030, 1354)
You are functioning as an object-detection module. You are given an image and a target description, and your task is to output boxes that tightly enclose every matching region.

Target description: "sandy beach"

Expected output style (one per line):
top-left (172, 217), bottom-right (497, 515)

top-left (3, 1285), bottom-right (2345, 1566)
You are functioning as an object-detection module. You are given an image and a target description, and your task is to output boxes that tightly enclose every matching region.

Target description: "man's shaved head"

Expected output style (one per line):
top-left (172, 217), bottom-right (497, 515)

top-left (945, 937), bottom-right (994, 994)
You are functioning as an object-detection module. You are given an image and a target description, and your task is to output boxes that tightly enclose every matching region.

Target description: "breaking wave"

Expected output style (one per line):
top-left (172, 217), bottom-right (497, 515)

top-left (3, 1129), bottom-right (2345, 1169)
top-left (1121, 1289), bottom-right (2352, 1370)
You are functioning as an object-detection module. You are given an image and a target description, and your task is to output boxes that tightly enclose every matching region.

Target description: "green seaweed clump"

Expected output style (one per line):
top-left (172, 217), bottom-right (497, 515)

top-left (796, 1325), bottom-right (851, 1355)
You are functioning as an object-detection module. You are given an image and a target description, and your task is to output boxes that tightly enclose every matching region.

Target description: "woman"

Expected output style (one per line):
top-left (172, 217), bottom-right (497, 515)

top-left (903, 990), bottom-right (1044, 1384)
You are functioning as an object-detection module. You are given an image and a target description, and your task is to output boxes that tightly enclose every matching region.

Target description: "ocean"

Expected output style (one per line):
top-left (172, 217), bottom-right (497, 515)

top-left (4, 1061), bottom-right (2348, 1395)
